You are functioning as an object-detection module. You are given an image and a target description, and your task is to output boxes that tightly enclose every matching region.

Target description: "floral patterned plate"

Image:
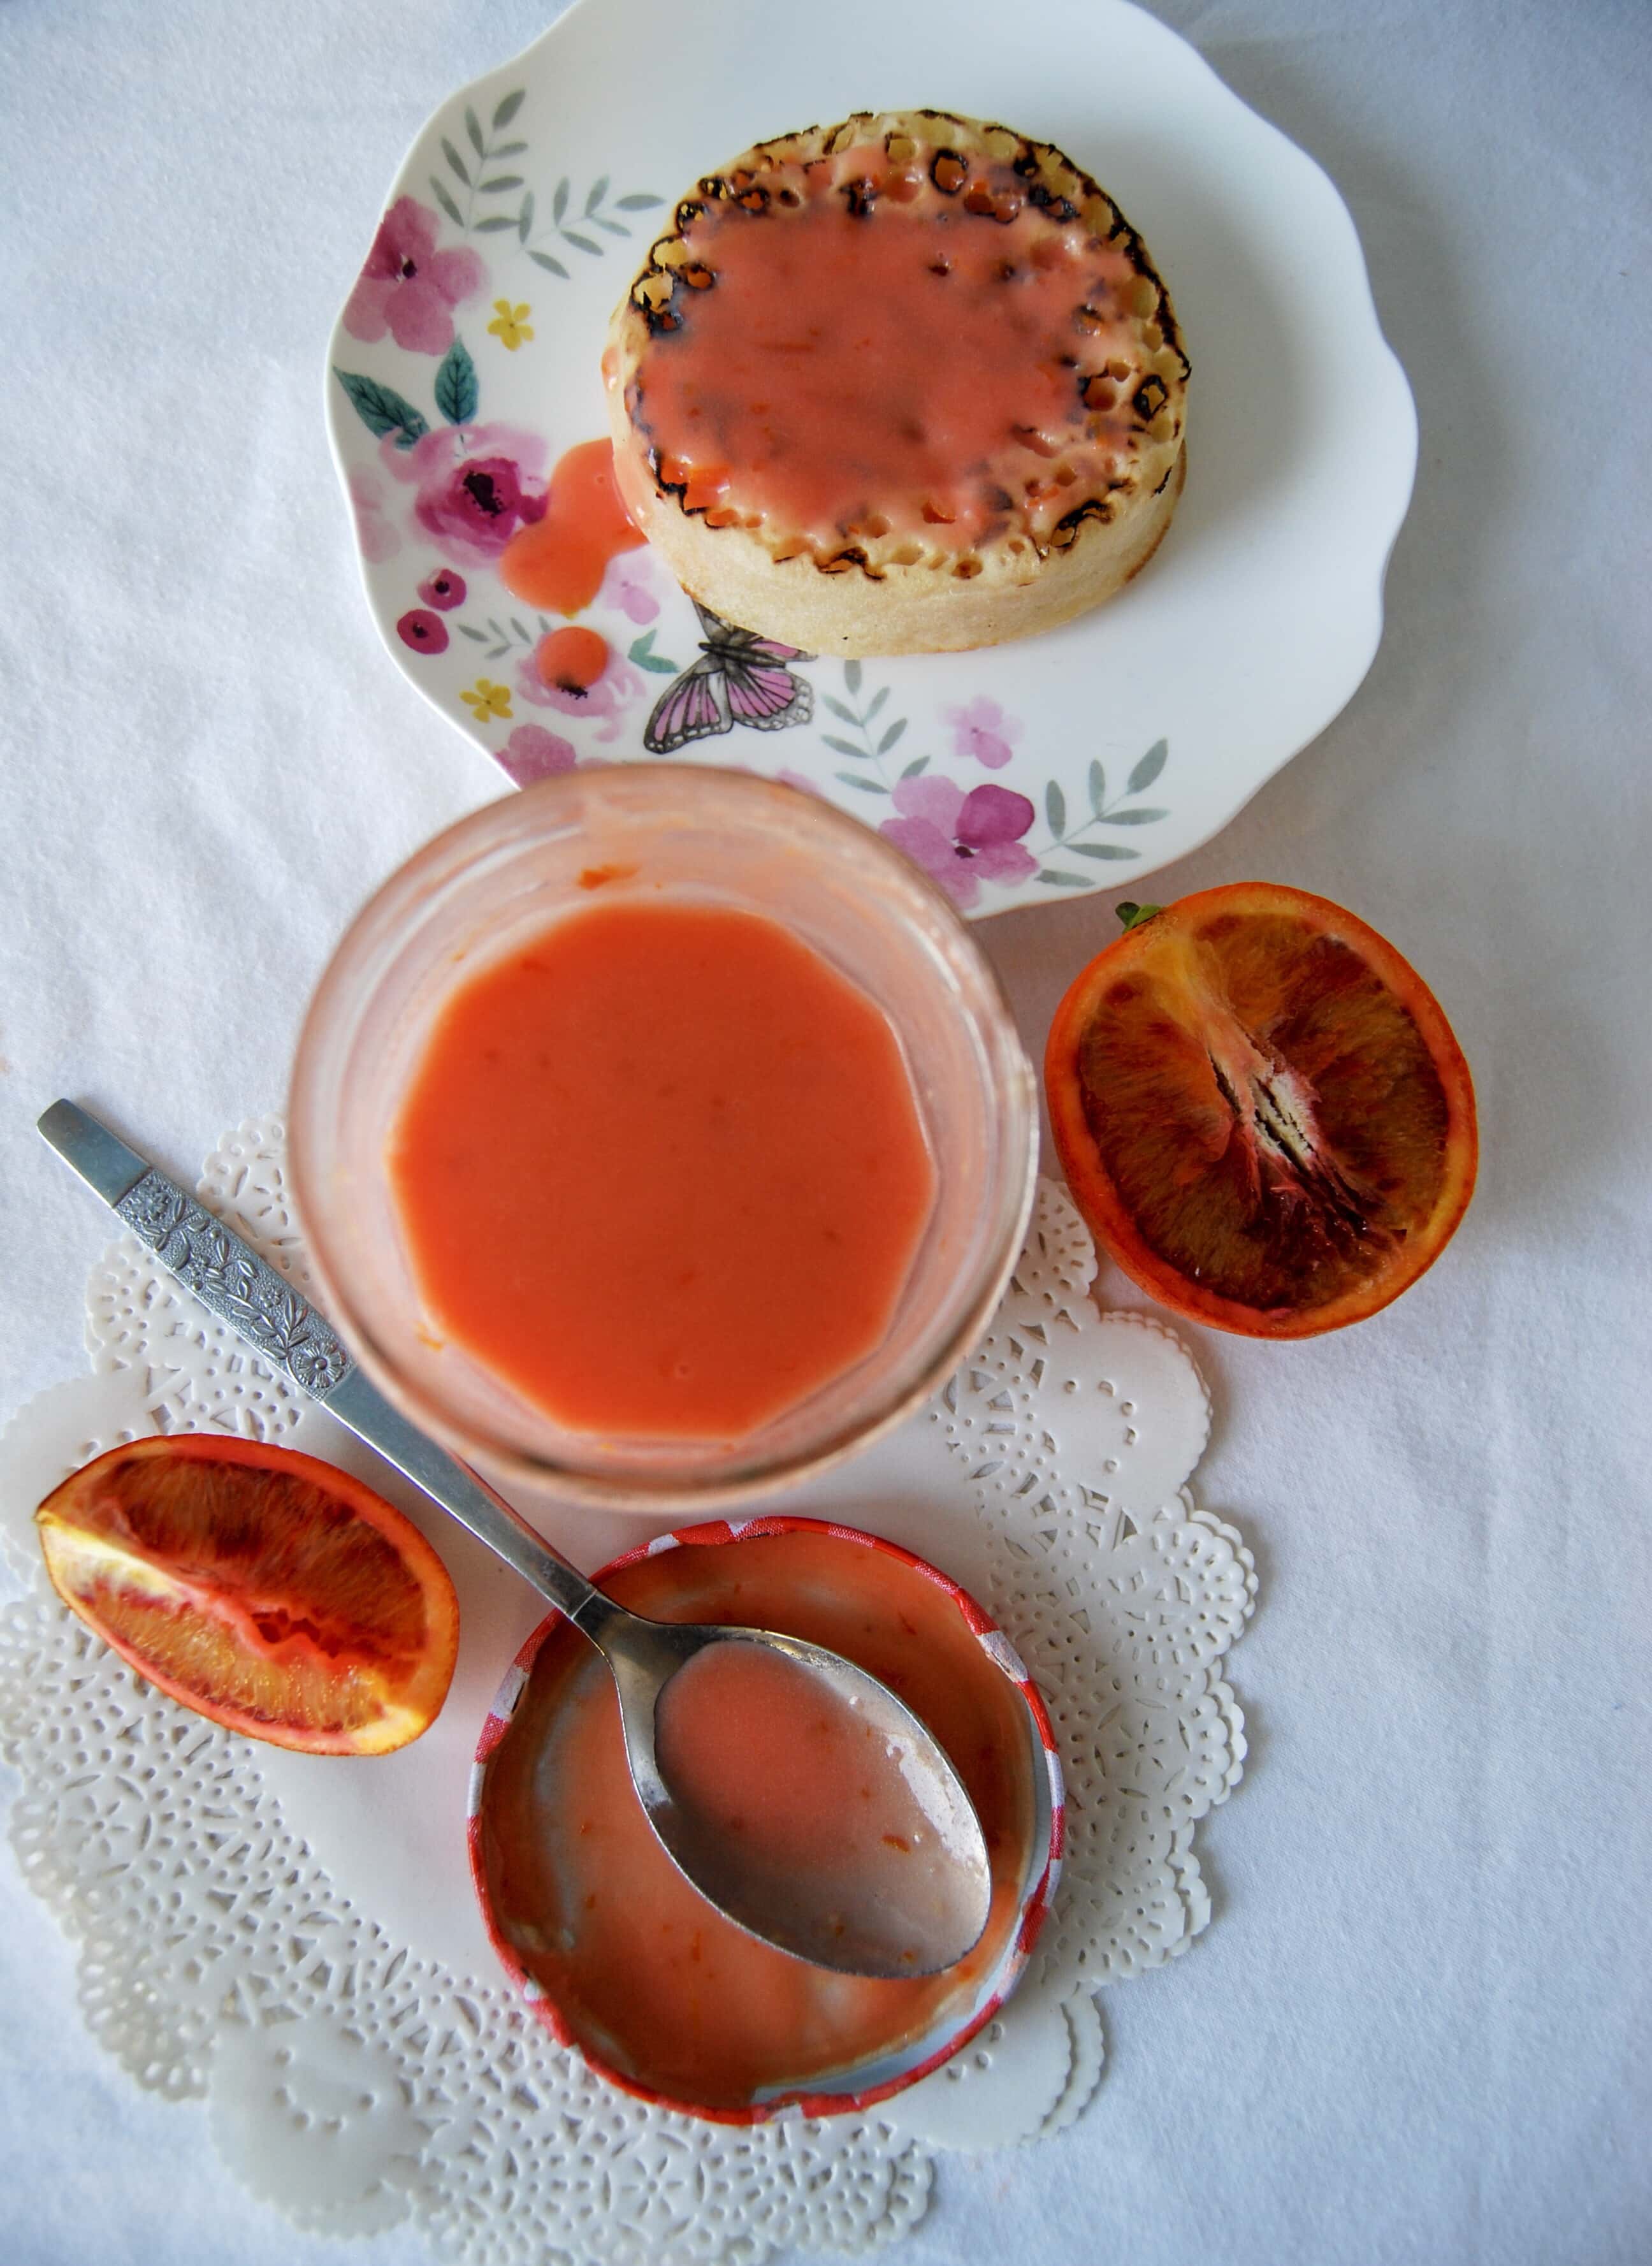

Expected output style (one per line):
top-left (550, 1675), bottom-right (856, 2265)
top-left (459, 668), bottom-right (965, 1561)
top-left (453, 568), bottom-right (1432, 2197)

top-left (326, 0), bottom-right (1416, 916)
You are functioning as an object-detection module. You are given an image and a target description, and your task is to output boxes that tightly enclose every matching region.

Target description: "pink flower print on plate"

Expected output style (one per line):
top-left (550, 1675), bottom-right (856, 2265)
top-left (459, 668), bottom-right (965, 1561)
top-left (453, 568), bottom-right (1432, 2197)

top-left (419, 567), bottom-right (467, 610)
top-left (396, 607), bottom-right (448, 655)
top-left (383, 424), bottom-right (549, 564)
top-left (945, 694), bottom-right (1022, 771)
top-left (514, 645), bottom-right (644, 743)
top-left (880, 774), bottom-right (1038, 911)
top-left (347, 469), bottom-right (401, 565)
top-left (498, 725), bottom-right (579, 785)
top-left (343, 197), bottom-right (486, 356)
top-left (598, 552), bottom-right (659, 625)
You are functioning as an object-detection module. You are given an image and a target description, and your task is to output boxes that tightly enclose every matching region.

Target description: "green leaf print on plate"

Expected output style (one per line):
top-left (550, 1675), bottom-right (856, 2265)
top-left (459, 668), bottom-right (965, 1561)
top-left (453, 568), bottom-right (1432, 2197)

top-left (1032, 743), bottom-right (1176, 883)
top-left (429, 84), bottom-right (662, 278)
top-left (331, 370), bottom-right (429, 449)
top-left (433, 337), bottom-right (479, 426)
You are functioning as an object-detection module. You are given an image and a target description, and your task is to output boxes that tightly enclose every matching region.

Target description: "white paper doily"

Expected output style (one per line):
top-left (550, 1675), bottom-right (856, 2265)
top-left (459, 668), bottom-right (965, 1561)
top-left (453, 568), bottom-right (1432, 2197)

top-left (0, 1121), bottom-right (1256, 2262)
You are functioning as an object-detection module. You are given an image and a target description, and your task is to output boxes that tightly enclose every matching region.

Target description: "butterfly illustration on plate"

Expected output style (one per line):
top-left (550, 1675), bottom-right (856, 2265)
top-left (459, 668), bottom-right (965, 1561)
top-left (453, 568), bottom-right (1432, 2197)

top-left (643, 600), bottom-right (815, 752)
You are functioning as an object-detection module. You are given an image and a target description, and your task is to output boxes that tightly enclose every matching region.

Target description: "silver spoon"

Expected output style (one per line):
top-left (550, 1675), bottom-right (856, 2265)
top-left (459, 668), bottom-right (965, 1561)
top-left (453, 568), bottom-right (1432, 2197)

top-left (38, 1101), bottom-right (993, 1979)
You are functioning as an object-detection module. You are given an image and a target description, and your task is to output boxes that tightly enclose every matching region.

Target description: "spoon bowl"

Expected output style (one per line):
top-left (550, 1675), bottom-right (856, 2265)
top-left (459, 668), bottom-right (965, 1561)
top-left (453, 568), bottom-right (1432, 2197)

top-left (602, 1614), bottom-right (992, 1978)
top-left (319, 1363), bottom-right (997, 1979)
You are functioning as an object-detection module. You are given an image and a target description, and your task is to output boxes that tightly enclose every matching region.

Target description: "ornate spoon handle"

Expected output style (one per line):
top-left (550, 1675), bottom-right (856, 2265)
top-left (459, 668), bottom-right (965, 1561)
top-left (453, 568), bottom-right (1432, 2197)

top-left (36, 1100), bottom-right (603, 1626)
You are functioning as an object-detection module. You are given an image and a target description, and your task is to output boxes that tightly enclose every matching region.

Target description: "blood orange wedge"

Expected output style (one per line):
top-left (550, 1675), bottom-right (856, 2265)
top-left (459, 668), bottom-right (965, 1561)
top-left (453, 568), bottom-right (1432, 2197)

top-left (35, 1435), bottom-right (459, 1754)
top-left (1045, 885), bottom-right (1477, 1337)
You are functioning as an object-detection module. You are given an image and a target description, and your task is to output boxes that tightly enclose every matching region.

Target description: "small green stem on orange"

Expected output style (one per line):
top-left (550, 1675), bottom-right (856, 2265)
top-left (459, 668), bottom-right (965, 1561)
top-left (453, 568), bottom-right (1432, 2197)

top-left (1116, 901), bottom-right (1165, 931)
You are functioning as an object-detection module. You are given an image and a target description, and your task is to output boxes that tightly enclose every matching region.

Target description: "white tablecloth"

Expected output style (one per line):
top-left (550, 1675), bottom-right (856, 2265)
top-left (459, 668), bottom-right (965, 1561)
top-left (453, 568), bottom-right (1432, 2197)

top-left (2, 3), bottom-right (1648, 2262)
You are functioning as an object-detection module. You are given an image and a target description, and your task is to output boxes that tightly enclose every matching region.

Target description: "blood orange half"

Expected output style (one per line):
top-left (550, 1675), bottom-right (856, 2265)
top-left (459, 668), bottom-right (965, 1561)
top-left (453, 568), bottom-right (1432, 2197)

top-left (1045, 885), bottom-right (1477, 1337)
top-left (36, 1435), bottom-right (460, 1754)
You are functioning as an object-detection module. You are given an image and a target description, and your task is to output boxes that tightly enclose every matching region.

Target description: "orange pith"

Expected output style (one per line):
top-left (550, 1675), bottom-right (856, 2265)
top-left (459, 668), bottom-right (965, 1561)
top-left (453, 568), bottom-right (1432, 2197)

top-left (36, 1435), bottom-right (460, 1754)
top-left (1045, 884), bottom-right (1477, 1337)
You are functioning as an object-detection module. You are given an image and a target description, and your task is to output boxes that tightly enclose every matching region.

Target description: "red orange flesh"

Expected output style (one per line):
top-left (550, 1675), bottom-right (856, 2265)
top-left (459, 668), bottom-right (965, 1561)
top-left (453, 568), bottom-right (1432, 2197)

top-left (36, 1435), bottom-right (459, 1753)
top-left (1044, 884), bottom-right (1477, 1337)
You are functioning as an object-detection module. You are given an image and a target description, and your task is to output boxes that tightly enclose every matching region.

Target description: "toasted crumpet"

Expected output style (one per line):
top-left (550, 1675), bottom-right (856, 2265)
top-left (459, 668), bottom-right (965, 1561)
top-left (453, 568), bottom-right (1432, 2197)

top-left (606, 110), bottom-right (1187, 655)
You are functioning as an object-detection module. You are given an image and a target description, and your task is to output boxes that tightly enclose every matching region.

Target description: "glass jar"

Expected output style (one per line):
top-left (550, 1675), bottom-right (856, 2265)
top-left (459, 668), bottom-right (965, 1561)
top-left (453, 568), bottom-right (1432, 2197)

top-left (289, 766), bottom-right (1035, 1510)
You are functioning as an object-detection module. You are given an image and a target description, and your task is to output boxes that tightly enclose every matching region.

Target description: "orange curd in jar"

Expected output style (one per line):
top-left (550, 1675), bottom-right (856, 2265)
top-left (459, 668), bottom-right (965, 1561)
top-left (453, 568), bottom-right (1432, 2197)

top-left (386, 898), bottom-right (936, 1441)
